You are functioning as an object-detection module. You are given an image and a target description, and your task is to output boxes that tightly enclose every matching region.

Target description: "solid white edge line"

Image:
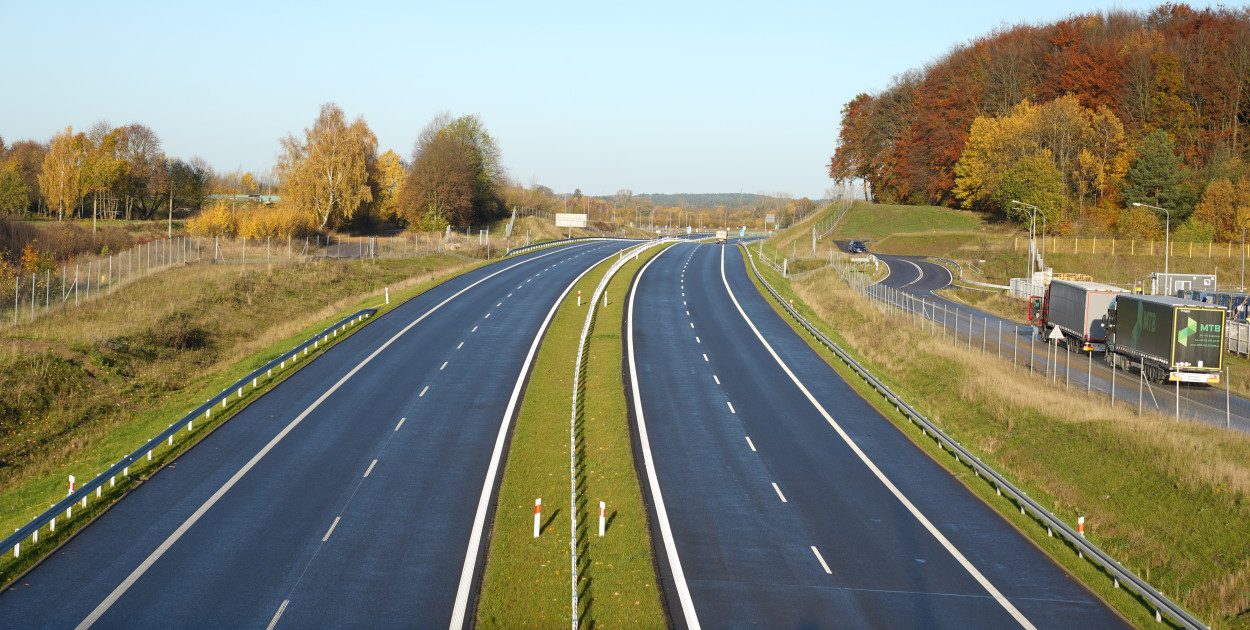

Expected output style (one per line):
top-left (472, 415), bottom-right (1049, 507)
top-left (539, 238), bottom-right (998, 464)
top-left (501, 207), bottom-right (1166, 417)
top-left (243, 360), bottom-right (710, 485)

top-left (627, 245), bottom-right (701, 629)
top-left (811, 546), bottom-right (832, 574)
top-left (721, 246), bottom-right (1036, 630)
top-left (395, 417), bottom-right (405, 431)
top-left (73, 244), bottom-right (586, 630)
top-left (322, 516), bottom-right (341, 541)
top-left (265, 599), bottom-right (290, 630)
top-left (772, 482), bottom-right (787, 503)
top-left (448, 246), bottom-right (624, 629)
top-left (364, 460), bottom-right (377, 478)
top-left (745, 436), bottom-right (756, 451)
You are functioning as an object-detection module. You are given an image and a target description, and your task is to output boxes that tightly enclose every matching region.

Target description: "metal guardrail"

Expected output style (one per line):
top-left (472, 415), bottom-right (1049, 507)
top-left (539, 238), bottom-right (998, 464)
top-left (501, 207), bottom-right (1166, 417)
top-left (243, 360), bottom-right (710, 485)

top-left (3, 307), bottom-right (379, 563)
top-left (503, 237), bottom-right (635, 258)
top-left (741, 245), bottom-right (1207, 630)
top-left (929, 257), bottom-right (1010, 290)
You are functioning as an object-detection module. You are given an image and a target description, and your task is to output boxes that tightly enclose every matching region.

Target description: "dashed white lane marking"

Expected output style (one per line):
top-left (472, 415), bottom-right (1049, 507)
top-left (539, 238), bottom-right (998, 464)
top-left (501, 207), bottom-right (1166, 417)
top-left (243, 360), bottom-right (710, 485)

top-left (682, 292), bottom-right (685, 297)
top-left (266, 600), bottom-right (290, 630)
top-left (686, 310), bottom-right (690, 315)
top-left (772, 483), bottom-right (788, 503)
top-left (811, 546), bottom-right (832, 574)
top-left (683, 301), bottom-right (686, 306)
top-left (745, 436), bottom-right (756, 451)
top-left (322, 516), bottom-right (341, 541)
top-left (508, 293), bottom-right (513, 298)
top-left (497, 302), bottom-right (502, 307)
top-left (720, 245), bottom-right (1036, 629)
top-left (696, 337), bottom-right (701, 344)
top-left (440, 362), bottom-right (448, 370)
top-left (527, 279), bottom-right (532, 283)
top-left (457, 342), bottom-right (464, 349)
top-left (689, 322), bottom-right (694, 329)
top-left (702, 354), bottom-right (709, 362)
top-left (727, 401), bottom-right (736, 414)
top-left (395, 418), bottom-right (405, 431)
top-left (471, 326), bottom-right (478, 332)
top-left (420, 386), bottom-right (429, 397)
top-left (484, 313), bottom-right (491, 319)
top-left (713, 375), bottom-right (720, 385)
top-left (364, 459), bottom-right (378, 477)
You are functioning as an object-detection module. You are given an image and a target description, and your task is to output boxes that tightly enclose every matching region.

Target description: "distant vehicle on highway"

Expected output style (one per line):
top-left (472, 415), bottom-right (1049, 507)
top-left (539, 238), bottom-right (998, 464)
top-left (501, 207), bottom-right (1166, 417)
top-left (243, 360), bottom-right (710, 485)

top-left (716, 229), bottom-right (727, 244)
top-left (848, 240), bottom-right (867, 253)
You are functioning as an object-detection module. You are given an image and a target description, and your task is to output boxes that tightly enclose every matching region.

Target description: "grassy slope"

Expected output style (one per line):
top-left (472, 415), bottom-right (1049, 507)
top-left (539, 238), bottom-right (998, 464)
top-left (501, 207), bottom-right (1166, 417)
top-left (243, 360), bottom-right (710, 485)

top-left (477, 247), bottom-right (667, 627)
top-left (0, 255), bottom-right (482, 581)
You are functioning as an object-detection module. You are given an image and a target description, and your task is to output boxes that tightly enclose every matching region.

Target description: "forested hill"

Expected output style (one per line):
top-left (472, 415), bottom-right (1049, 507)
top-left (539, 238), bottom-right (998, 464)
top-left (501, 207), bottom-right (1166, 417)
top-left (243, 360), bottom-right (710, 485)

top-left (829, 4), bottom-right (1250, 242)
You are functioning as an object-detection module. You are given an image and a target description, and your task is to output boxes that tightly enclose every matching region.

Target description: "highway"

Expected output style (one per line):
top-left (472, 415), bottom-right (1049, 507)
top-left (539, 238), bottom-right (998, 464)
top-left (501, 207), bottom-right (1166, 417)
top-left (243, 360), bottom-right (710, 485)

top-left (869, 252), bottom-right (1250, 432)
top-left (0, 240), bottom-right (633, 629)
top-left (626, 241), bottom-right (1127, 628)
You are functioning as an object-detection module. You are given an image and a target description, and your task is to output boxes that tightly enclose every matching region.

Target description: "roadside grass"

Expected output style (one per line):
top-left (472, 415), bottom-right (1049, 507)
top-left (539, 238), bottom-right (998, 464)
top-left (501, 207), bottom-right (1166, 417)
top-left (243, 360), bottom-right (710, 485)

top-left (0, 254), bottom-right (483, 583)
top-left (477, 246), bottom-right (667, 628)
top-left (742, 252), bottom-right (1250, 628)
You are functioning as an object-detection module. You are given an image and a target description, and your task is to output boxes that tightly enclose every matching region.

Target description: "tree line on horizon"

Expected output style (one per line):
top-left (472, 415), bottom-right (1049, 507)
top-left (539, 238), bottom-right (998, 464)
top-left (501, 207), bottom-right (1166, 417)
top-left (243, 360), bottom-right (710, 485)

top-left (829, 4), bottom-right (1250, 241)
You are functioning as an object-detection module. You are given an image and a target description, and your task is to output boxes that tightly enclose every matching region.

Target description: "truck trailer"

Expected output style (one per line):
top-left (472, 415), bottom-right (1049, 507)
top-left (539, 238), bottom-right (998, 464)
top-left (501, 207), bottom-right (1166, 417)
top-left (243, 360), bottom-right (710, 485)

top-left (1028, 279), bottom-right (1127, 353)
top-left (1103, 294), bottom-right (1225, 384)
top-left (715, 229), bottom-right (727, 245)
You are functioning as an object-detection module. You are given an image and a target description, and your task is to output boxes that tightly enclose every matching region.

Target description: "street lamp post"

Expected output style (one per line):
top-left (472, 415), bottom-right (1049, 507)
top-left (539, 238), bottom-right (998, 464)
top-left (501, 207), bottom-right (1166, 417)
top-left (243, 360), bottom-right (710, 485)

top-left (1133, 202), bottom-right (1171, 293)
top-left (1012, 200), bottom-right (1043, 280)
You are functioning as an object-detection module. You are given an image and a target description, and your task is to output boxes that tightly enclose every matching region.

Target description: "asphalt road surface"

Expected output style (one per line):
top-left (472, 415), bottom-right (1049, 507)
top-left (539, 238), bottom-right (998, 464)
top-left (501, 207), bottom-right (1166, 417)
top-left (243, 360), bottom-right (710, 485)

top-left (871, 253), bottom-right (1250, 433)
top-left (0, 240), bottom-right (634, 629)
top-left (626, 241), bottom-right (1128, 629)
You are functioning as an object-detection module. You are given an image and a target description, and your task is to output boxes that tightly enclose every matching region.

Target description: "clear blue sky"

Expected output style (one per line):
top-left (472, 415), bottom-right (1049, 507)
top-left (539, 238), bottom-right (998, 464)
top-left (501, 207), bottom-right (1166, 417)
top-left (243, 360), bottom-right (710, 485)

top-left (0, 0), bottom-right (1192, 200)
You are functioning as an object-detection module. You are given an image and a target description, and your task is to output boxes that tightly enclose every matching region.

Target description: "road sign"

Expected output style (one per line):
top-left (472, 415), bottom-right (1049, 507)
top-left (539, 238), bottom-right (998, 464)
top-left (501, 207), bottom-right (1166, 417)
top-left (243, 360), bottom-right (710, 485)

top-left (555, 213), bottom-right (588, 228)
top-left (1049, 326), bottom-right (1064, 341)
top-left (686, 226), bottom-right (692, 235)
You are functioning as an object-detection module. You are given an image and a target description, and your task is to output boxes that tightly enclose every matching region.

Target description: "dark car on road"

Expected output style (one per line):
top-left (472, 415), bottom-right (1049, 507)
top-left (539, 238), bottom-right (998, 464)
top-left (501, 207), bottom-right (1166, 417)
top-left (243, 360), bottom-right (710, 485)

top-left (848, 240), bottom-right (867, 253)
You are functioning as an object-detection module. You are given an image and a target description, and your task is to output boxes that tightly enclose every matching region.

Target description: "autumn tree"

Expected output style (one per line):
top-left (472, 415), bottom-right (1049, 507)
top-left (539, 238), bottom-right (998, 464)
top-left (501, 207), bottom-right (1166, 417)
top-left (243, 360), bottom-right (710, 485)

top-left (81, 122), bottom-right (127, 232)
top-left (276, 103), bottom-right (377, 229)
top-left (371, 149), bottom-right (405, 224)
top-left (1191, 174), bottom-right (1250, 242)
top-left (37, 126), bottom-right (84, 220)
top-left (995, 153), bottom-right (1064, 224)
top-left (398, 124), bottom-right (475, 230)
top-left (0, 163), bottom-right (30, 216)
top-left (117, 124), bottom-right (165, 220)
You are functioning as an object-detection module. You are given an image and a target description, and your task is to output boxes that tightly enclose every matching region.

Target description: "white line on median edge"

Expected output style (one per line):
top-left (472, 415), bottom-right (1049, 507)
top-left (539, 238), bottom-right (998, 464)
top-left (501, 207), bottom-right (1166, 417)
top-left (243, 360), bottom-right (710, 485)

top-left (626, 246), bottom-right (701, 629)
top-left (719, 245), bottom-right (1036, 630)
top-left (322, 516), bottom-right (341, 541)
top-left (449, 245), bottom-right (625, 629)
top-left (265, 599), bottom-right (289, 630)
top-left (811, 546), bottom-right (832, 574)
top-left (73, 244), bottom-right (585, 630)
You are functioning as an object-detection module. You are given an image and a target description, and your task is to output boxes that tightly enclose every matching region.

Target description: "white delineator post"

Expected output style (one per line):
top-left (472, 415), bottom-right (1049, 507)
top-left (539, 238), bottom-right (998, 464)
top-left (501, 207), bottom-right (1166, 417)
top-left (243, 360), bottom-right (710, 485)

top-left (1078, 516), bottom-right (1085, 538)
top-left (598, 502), bottom-right (606, 537)
top-left (577, 290), bottom-right (581, 306)
top-left (68, 475), bottom-right (75, 496)
top-left (533, 498), bottom-right (541, 538)
top-left (385, 287), bottom-right (390, 304)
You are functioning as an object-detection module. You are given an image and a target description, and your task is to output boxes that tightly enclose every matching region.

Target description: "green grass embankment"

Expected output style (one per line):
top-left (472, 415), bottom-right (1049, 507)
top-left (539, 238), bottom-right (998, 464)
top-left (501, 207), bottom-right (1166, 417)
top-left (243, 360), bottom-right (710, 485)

top-left (477, 246), bottom-right (668, 628)
top-left (0, 254), bottom-right (484, 585)
top-left (741, 248), bottom-right (1250, 628)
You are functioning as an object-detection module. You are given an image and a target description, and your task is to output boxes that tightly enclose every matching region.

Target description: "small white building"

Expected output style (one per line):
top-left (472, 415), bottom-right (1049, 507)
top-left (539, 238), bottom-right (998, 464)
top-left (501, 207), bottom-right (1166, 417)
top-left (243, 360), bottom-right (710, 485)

top-left (1150, 272), bottom-right (1216, 296)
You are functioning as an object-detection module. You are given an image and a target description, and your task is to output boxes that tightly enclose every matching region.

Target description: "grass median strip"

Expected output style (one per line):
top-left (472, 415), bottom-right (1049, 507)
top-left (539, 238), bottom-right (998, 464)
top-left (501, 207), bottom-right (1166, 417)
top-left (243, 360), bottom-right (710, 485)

top-left (477, 246), bottom-right (668, 628)
top-left (741, 248), bottom-right (1250, 629)
top-left (0, 254), bottom-right (485, 586)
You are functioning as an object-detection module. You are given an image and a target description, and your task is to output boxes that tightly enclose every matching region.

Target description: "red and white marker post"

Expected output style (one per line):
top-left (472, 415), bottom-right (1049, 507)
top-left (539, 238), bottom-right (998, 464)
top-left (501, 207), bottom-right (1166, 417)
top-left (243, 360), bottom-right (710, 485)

top-left (533, 498), bottom-right (541, 538)
top-left (1078, 516), bottom-right (1085, 538)
top-left (67, 475), bottom-right (75, 496)
top-left (577, 291), bottom-right (581, 306)
top-left (598, 501), bottom-right (606, 537)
